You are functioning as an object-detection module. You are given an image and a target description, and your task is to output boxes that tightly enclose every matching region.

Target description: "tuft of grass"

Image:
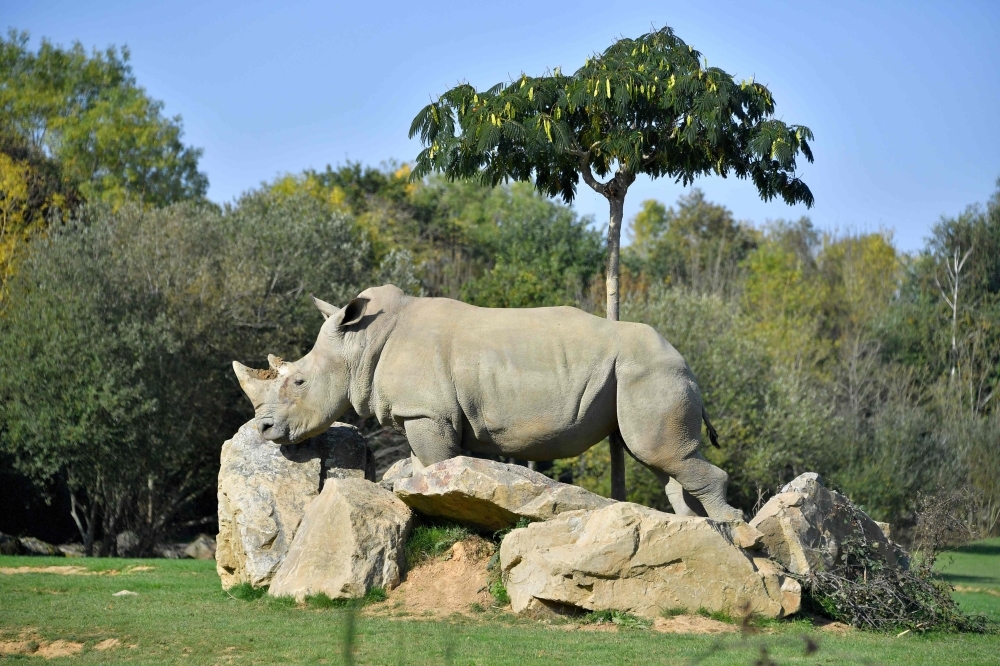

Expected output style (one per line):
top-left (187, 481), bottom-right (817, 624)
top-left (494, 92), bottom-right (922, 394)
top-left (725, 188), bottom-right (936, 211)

top-left (305, 588), bottom-right (388, 610)
top-left (226, 582), bottom-right (268, 601)
top-left (405, 523), bottom-right (472, 569)
top-left (488, 576), bottom-right (509, 606)
top-left (582, 609), bottom-right (651, 629)
top-left (469, 602), bottom-right (485, 613)
top-left (660, 606), bottom-right (688, 618)
top-left (265, 594), bottom-right (298, 609)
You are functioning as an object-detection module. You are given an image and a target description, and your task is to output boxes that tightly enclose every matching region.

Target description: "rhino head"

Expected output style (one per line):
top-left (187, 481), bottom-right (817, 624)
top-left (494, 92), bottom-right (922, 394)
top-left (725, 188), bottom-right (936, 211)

top-left (232, 295), bottom-right (369, 445)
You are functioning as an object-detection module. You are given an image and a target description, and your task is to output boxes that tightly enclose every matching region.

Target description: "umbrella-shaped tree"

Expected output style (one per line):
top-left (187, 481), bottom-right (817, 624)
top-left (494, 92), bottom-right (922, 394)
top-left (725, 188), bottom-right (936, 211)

top-left (410, 25), bottom-right (814, 501)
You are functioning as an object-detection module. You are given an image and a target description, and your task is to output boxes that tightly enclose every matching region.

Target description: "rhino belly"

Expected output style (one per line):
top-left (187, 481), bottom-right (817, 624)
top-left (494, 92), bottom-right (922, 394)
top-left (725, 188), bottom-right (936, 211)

top-left (457, 365), bottom-right (618, 460)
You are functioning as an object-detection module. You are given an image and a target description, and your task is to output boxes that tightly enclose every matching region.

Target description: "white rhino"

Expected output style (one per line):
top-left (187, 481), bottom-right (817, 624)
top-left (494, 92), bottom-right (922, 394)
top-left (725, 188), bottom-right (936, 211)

top-left (232, 284), bottom-right (742, 521)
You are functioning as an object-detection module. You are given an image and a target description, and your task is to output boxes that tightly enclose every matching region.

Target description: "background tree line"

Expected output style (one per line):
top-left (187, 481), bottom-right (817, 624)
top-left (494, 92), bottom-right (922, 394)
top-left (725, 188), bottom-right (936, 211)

top-left (1, 30), bottom-right (996, 554)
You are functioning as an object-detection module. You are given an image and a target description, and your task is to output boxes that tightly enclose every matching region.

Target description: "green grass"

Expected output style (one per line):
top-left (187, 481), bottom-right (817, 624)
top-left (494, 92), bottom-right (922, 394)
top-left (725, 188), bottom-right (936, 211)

top-left (0, 548), bottom-right (997, 665)
top-left (404, 523), bottom-right (472, 569)
top-left (936, 537), bottom-right (1000, 622)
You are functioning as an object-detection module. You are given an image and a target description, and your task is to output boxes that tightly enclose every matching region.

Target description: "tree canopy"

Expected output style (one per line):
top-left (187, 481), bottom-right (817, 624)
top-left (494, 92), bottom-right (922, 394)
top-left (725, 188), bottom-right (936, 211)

top-left (0, 30), bottom-right (207, 208)
top-left (409, 26), bottom-right (814, 209)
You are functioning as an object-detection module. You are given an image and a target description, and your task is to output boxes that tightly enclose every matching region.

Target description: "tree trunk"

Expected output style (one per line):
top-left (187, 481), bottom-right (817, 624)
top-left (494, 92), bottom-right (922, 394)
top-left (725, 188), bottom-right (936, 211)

top-left (606, 192), bottom-right (627, 501)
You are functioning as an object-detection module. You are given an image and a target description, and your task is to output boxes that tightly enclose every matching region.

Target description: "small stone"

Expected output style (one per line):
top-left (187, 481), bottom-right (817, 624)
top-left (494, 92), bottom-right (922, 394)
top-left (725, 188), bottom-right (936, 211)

top-left (111, 590), bottom-right (138, 597)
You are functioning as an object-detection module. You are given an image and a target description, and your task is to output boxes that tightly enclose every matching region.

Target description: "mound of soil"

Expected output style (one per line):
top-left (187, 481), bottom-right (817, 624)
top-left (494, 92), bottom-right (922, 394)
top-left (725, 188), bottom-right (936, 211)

top-left (383, 539), bottom-right (495, 617)
top-left (652, 615), bottom-right (738, 634)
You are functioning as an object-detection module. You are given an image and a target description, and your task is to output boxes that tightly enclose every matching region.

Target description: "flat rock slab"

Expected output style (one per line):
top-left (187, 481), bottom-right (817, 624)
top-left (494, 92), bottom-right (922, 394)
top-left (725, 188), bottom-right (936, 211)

top-left (216, 420), bottom-right (373, 589)
top-left (749, 472), bottom-right (907, 576)
top-left (269, 478), bottom-right (413, 601)
top-left (393, 456), bottom-right (614, 531)
top-left (500, 502), bottom-right (800, 620)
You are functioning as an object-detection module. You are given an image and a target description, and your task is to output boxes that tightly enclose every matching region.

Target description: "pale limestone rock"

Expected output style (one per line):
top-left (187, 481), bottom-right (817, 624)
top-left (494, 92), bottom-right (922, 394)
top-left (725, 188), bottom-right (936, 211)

top-left (749, 473), bottom-right (906, 576)
top-left (393, 456), bottom-right (614, 531)
top-left (268, 478), bottom-right (413, 601)
top-left (500, 502), bottom-right (800, 619)
top-left (215, 420), bottom-right (373, 589)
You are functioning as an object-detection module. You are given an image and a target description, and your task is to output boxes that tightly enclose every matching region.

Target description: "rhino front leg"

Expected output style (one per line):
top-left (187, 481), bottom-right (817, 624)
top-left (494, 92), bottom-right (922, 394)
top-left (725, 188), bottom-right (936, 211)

top-left (403, 418), bottom-right (461, 468)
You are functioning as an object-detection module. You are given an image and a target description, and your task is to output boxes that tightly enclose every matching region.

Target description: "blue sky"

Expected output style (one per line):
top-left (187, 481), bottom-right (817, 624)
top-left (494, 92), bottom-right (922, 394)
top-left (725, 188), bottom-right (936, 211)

top-left (6, 0), bottom-right (999, 252)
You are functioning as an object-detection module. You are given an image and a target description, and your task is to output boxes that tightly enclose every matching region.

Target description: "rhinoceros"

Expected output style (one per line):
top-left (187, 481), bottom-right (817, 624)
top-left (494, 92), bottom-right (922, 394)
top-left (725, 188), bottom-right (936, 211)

top-left (232, 284), bottom-right (743, 521)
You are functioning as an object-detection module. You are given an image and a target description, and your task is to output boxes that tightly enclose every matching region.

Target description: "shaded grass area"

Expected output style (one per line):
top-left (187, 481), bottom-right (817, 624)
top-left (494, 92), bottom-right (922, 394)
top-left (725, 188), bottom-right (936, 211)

top-left (936, 537), bottom-right (1000, 622)
top-left (0, 554), bottom-right (997, 665)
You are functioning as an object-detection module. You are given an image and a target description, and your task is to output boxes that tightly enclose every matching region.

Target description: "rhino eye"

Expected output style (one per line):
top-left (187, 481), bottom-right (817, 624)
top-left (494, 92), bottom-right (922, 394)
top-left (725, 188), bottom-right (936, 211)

top-left (294, 378), bottom-right (305, 386)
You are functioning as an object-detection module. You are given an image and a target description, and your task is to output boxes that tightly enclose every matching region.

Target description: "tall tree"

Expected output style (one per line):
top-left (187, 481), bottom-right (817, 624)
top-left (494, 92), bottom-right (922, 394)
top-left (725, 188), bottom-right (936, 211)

top-left (0, 30), bottom-right (207, 208)
top-left (410, 25), bottom-right (814, 499)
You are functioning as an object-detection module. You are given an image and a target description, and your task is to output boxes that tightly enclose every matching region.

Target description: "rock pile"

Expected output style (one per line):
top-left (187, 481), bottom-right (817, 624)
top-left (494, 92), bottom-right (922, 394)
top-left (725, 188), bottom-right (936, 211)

top-left (216, 425), bottom-right (906, 618)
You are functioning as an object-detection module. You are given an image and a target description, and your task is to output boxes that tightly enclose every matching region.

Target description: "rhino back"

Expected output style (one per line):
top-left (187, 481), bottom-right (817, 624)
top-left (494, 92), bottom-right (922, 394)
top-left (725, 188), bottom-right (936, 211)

top-left (372, 299), bottom-right (631, 458)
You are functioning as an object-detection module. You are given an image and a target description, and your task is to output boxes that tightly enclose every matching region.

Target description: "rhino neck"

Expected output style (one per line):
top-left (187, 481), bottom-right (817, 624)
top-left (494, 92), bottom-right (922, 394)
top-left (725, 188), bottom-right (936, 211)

top-left (342, 286), bottom-right (409, 418)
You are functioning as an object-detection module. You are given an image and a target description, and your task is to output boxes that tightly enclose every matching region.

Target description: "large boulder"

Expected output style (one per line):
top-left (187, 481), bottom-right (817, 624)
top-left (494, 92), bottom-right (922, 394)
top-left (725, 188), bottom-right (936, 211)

top-left (500, 502), bottom-right (801, 620)
top-left (268, 478), bottom-right (413, 601)
top-left (749, 472), bottom-right (906, 576)
top-left (216, 420), bottom-right (374, 589)
top-left (393, 457), bottom-right (614, 531)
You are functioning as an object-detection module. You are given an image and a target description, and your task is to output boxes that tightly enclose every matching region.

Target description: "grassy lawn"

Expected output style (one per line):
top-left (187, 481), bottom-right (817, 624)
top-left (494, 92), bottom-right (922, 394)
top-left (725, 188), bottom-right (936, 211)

top-left (0, 544), bottom-right (997, 665)
top-left (936, 537), bottom-right (1000, 622)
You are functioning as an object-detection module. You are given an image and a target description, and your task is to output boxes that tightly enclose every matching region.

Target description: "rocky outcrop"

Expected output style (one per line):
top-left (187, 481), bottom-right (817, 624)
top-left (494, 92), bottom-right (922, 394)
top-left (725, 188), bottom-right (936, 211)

top-left (393, 457), bottom-right (614, 531)
top-left (749, 473), bottom-right (906, 576)
top-left (500, 502), bottom-right (800, 620)
top-left (268, 478), bottom-right (413, 601)
top-left (216, 420), bottom-right (374, 589)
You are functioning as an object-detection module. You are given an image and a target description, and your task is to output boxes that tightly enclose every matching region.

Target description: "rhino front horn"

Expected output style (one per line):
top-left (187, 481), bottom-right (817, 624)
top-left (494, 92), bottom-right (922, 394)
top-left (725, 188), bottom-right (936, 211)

top-left (232, 361), bottom-right (276, 405)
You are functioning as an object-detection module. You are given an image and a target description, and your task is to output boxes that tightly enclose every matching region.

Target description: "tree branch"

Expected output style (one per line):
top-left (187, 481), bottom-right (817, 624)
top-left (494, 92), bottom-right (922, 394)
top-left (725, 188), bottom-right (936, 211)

top-left (578, 155), bottom-right (608, 196)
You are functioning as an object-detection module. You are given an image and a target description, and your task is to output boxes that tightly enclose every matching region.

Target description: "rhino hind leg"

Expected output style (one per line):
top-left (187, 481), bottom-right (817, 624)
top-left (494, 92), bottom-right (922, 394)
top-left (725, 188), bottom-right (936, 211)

top-left (618, 380), bottom-right (744, 522)
top-left (665, 477), bottom-right (707, 517)
top-left (403, 417), bottom-right (461, 468)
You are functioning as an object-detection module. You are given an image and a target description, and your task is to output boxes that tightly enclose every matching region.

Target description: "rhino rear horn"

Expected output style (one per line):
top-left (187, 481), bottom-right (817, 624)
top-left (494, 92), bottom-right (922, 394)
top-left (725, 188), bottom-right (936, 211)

top-left (311, 295), bottom-right (340, 320)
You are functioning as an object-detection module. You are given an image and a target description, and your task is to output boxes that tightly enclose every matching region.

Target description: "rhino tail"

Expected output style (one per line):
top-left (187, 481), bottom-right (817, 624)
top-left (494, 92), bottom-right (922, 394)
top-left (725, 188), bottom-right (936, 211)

top-left (702, 407), bottom-right (720, 448)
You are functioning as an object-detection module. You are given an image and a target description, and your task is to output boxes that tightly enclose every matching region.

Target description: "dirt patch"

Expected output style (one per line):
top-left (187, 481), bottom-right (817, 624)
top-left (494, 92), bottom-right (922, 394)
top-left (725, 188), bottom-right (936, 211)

top-left (555, 623), bottom-right (619, 632)
top-left (652, 615), bottom-right (738, 634)
top-left (383, 539), bottom-right (495, 617)
top-left (0, 637), bottom-right (86, 658)
top-left (815, 620), bottom-right (852, 635)
top-left (93, 638), bottom-right (121, 651)
top-left (0, 564), bottom-right (153, 576)
top-left (37, 640), bottom-right (85, 658)
top-left (0, 640), bottom-right (38, 656)
top-left (0, 566), bottom-right (93, 575)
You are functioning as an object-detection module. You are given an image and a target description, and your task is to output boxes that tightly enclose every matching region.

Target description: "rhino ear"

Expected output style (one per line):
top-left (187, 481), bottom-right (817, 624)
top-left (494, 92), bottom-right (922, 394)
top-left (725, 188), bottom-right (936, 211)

top-left (311, 294), bottom-right (340, 320)
top-left (335, 297), bottom-right (369, 329)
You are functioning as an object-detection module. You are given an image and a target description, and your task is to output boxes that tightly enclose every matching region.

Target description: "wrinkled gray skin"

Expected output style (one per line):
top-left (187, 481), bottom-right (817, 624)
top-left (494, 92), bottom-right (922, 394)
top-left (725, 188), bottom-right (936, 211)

top-left (233, 285), bottom-right (742, 521)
